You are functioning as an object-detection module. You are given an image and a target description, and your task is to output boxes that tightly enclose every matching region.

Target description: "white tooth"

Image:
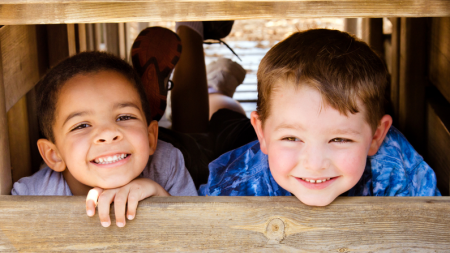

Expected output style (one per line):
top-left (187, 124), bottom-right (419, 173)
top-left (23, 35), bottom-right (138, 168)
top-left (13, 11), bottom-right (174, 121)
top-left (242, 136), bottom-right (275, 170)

top-left (95, 159), bottom-right (99, 163)
top-left (305, 179), bottom-right (310, 182)
top-left (99, 158), bottom-right (103, 163)
top-left (107, 157), bottom-right (112, 162)
top-left (122, 154), bottom-right (125, 158)
top-left (316, 180), bottom-right (322, 183)
top-left (113, 155), bottom-right (118, 161)
top-left (310, 180), bottom-right (315, 183)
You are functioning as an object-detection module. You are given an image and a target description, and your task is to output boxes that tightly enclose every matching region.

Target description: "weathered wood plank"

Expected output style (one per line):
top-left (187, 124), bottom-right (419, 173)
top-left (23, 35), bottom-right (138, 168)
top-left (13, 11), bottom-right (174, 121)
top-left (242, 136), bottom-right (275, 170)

top-left (0, 42), bottom-right (12, 195)
top-left (397, 18), bottom-right (428, 154)
top-left (426, 87), bottom-right (450, 196)
top-left (0, 25), bottom-right (41, 112)
top-left (0, 196), bottom-right (449, 251)
top-left (6, 96), bottom-right (32, 184)
top-left (389, 18), bottom-right (401, 124)
top-left (430, 17), bottom-right (450, 104)
top-left (0, 0), bottom-right (449, 25)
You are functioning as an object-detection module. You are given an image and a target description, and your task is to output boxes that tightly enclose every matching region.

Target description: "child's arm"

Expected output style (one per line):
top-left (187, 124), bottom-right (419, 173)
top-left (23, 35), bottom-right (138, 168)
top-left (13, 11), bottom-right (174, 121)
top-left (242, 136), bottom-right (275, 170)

top-left (85, 178), bottom-right (170, 227)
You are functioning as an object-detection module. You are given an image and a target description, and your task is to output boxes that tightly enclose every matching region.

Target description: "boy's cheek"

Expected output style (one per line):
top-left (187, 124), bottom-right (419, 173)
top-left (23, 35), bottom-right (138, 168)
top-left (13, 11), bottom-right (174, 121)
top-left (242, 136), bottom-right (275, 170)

top-left (268, 145), bottom-right (299, 177)
top-left (333, 148), bottom-right (368, 177)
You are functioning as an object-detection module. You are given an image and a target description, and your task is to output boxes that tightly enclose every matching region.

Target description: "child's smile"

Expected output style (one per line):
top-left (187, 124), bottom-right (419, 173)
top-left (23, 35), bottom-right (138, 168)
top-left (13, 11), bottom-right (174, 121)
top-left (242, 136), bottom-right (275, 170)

top-left (48, 70), bottom-right (158, 194)
top-left (252, 82), bottom-right (377, 206)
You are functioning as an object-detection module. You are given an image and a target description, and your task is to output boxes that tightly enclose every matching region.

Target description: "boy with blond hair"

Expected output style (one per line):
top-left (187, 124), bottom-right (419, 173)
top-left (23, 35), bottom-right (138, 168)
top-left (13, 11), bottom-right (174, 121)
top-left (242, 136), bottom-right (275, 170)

top-left (199, 29), bottom-right (440, 205)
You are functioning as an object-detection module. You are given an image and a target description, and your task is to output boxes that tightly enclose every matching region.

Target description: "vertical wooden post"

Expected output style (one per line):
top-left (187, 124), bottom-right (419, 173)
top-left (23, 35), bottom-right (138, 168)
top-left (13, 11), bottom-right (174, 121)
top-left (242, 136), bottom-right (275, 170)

top-left (398, 18), bottom-right (429, 154)
top-left (78, 24), bottom-right (87, 52)
top-left (344, 18), bottom-right (358, 36)
top-left (0, 44), bottom-right (12, 195)
top-left (105, 23), bottom-right (120, 56)
top-left (7, 96), bottom-right (31, 183)
top-left (362, 18), bottom-right (384, 58)
top-left (85, 24), bottom-right (95, 51)
top-left (389, 18), bottom-right (401, 124)
top-left (94, 23), bottom-right (102, 51)
top-left (118, 23), bottom-right (126, 60)
top-left (67, 24), bottom-right (76, 56)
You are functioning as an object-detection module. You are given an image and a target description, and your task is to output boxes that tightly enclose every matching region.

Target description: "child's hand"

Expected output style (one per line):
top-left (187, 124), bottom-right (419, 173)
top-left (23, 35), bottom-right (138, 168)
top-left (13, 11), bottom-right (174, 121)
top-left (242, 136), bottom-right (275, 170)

top-left (85, 178), bottom-right (170, 227)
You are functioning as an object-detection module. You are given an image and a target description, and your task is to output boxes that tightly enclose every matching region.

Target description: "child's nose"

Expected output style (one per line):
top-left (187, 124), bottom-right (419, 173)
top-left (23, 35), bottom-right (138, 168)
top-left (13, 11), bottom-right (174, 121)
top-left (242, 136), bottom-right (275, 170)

top-left (302, 144), bottom-right (327, 171)
top-left (95, 127), bottom-right (122, 143)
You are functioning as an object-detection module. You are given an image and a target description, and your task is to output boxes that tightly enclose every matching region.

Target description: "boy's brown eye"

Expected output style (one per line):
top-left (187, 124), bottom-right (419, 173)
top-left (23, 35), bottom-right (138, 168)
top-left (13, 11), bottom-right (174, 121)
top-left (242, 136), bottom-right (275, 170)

top-left (284, 137), bottom-right (298, 141)
top-left (330, 138), bottom-right (351, 143)
top-left (117, 115), bottom-right (135, 121)
top-left (71, 123), bottom-right (89, 131)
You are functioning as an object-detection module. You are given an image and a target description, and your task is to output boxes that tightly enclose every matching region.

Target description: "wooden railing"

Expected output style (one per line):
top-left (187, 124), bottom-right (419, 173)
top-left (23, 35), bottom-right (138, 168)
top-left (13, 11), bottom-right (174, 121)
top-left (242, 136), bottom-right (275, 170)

top-left (0, 0), bottom-right (449, 25)
top-left (0, 1), bottom-right (450, 251)
top-left (1, 196), bottom-right (450, 251)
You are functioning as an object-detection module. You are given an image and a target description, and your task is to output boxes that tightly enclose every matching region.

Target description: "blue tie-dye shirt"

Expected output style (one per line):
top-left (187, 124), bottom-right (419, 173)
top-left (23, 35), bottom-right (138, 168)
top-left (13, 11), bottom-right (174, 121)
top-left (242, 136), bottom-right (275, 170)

top-left (199, 126), bottom-right (441, 197)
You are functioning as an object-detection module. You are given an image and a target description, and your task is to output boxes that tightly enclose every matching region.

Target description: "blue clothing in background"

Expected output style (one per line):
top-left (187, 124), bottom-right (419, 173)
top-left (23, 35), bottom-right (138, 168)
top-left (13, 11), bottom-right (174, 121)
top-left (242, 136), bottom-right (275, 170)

top-left (198, 126), bottom-right (441, 197)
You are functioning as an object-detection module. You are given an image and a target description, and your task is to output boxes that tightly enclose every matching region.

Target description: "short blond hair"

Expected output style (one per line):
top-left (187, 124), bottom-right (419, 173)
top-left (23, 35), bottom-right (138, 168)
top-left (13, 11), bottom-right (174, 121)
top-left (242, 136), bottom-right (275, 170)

top-left (256, 29), bottom-right (389, 132)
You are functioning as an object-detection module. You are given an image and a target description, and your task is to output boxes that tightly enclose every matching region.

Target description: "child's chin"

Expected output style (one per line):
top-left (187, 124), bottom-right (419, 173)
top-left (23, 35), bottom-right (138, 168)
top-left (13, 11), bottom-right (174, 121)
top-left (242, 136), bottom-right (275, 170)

top-left (297, 195), bottom-right (337, 207)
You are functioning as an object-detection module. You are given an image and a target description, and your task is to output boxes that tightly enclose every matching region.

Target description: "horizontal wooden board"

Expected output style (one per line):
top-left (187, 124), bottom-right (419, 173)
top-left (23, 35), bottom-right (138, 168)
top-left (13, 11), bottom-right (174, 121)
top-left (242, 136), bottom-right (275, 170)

top-left (0, 196), bottom-right (450, 251)
top-left (430, 17), bottom-right (450, 104)
top-left (0, 25), bottom-right (42, 112)
top-left (0, 0), bottom-right (449, 25)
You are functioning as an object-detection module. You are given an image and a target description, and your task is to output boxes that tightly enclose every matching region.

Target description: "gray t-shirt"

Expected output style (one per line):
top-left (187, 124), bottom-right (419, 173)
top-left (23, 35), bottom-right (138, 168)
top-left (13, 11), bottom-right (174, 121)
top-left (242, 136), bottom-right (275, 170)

top-left (11, 140), bottom-right (197, 196)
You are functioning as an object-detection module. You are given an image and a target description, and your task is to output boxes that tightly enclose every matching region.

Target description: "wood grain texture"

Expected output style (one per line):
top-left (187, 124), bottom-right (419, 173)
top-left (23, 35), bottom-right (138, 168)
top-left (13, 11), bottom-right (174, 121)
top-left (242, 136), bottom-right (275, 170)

top-left (0, 0), bottom-right (449, 25)
top-left (6, 96), bottom-right (32, 184)
top-left (389, 18), bottom-right (401, 124)
top-left (426, 87), bottom-right (450, 196)
top-left (0, 25), bottom-right (41, 112)
top-left (0, 196), bottom-right (449, 251)
top-left (430, 17), bottom-right (450, 104)
top-left (397, 18), bottom-right (428, 155)
top-left (0, 42), bottom-right (12, 195)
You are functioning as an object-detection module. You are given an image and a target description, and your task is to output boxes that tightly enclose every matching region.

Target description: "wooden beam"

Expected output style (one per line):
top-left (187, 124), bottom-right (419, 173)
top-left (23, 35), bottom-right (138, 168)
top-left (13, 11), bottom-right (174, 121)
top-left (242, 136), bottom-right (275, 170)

top-left (430, 17), bottom-right (450, 104)
top-left (118, 23), bottom-right (126, 59)
top-left (361, 18), bottom-right (384, 58)
top-left (0, 41), bottom-right (12, 195)
top-left (426, 87), bottom-right (450, 196)
top-left (7, 96), bottom-right (32, 184)
top-left (389, 18), bottom-right (401, 124)
top-left (0, 196), bottom-right (450, 251)
top-left (78, 23), bottom-right (87, 52)
top-left (0, 1), bottom-right (449, 25)
top-left (397, 18), bottom-right (428, 154)
top-left (105, 23), bottom-right (120, 56)
top-left (0, 25), bottom-right (41, 112)
top-left (67, 24), bottom-right (76, 56)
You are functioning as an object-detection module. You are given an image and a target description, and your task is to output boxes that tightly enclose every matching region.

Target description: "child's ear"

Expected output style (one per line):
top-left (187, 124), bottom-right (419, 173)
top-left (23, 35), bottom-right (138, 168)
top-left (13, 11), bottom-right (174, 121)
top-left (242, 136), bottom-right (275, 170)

top-left (368, 115), bottom-right (393, 156)
top-left (37, 139), bottom-right (66, 172)
top-left (250, 111), bottom-right (268, 154)
top-left (147, 120), bottom-right (159, 155)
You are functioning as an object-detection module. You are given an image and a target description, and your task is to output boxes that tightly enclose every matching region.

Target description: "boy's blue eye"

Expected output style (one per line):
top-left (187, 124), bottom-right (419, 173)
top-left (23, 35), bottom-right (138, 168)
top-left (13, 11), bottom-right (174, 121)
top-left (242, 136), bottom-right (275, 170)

top-left (71, 123), bottom-right (89, 131)
top-left (330, 138), bottom-right (352, 143)
top-left (117, 115), bottom-right (135, 121)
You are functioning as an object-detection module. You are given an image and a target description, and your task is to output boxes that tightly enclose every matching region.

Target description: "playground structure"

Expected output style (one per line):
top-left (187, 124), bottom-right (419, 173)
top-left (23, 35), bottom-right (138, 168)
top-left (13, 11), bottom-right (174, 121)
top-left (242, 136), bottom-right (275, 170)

top-left (0, 1), bottom-right (449, 251)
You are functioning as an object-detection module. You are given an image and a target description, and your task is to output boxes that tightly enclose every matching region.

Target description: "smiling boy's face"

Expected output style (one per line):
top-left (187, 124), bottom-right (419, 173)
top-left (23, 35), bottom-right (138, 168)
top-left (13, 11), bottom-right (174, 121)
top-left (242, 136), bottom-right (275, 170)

top-left (40, 70), bottom-right (157, 193)
top-left (252, 82), bottom-right (380, 206)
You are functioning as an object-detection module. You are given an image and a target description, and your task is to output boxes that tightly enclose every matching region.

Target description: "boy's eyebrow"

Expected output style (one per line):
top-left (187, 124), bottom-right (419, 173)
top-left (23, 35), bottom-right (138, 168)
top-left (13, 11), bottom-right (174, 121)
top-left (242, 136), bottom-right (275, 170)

top-left (275, 124), bottom-right (361, 135)
top-left (113, 102), bottom-right (141, 111)
top-left (331, 128), bottom-right (361, 135)
top-left (275, 123), bottom-right (306, 131)
top-left (62, 102), bottom-right (141, 127)
top-left (63, 111), bottom-right (90, 127)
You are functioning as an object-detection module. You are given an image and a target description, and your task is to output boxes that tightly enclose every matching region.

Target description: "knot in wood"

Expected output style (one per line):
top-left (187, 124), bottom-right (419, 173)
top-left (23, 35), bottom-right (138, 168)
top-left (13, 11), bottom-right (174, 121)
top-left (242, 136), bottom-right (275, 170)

top-left (265, 218), bottom-right (285, 243)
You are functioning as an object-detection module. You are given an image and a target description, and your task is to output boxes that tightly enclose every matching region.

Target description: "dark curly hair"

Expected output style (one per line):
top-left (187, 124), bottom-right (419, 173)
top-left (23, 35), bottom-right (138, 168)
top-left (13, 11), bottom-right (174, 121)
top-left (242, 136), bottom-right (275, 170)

top-left (36, 51), bottom-right (151, 142)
